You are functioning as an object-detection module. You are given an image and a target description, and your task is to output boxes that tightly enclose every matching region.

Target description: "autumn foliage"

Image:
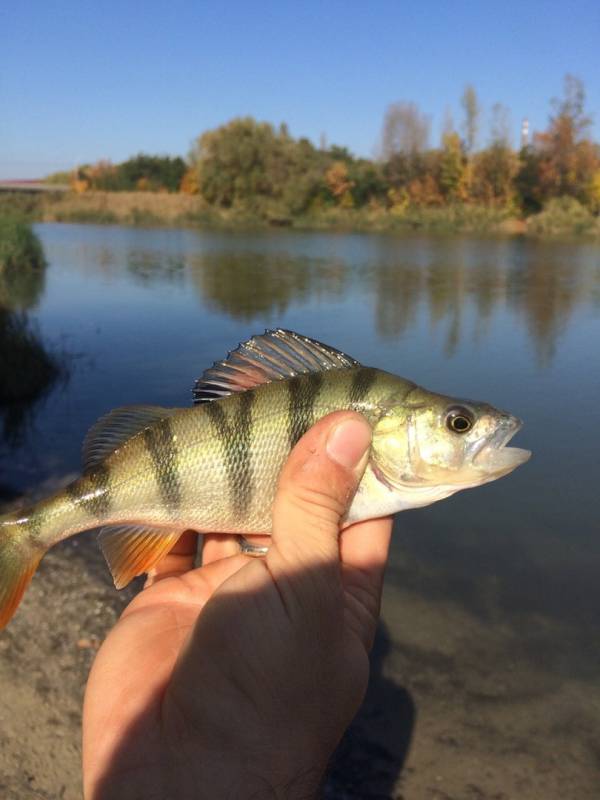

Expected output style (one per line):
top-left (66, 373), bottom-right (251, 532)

top-left (55, 76), bottom-right (599, 225)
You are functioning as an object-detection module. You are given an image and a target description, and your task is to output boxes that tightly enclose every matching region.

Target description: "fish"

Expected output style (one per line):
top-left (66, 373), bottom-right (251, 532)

top-left (0, 329), bottom-right (530, 628)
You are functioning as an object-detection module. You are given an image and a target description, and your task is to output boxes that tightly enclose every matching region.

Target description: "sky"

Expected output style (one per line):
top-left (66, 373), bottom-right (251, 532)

top-left (1, 0), bottom-right (599, 179)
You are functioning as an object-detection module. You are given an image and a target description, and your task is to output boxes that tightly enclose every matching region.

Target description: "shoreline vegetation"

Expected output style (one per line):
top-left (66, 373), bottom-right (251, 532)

top-left (0, 217), bottom-right (64, 444)
top-left (2, 189), bottom-right (600, 239)
top-left (2, 75), bottom-right (600, 239)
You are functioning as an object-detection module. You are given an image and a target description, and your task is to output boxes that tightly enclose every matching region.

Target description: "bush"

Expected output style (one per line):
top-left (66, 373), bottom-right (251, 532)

top-left (0, 217), bottom-right (46, 272)
top-left (527, 197), bottom-right (600, 237)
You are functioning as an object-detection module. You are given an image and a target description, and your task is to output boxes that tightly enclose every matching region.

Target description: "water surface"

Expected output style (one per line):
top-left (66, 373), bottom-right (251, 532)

top-left (1, 223), bottom-right (599, 795)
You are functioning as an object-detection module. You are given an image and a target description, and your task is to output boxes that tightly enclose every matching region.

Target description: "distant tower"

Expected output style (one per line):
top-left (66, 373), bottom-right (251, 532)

top-left (520, 118), bottom-right (530, 149)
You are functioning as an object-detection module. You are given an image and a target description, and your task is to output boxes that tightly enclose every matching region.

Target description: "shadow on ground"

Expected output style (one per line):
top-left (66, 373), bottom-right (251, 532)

top-left (325, 623), bottom-right (415, 799)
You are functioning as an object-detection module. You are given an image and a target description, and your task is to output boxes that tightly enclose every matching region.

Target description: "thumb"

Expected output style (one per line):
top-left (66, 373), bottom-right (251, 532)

top-left (270, 411), bottom-right (372, 566)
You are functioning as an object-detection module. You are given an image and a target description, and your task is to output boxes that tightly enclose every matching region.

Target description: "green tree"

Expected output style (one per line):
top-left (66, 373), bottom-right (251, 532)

top-left (190, 118), bottom-right (292, 210)
top-left (439, 132), bottom-right (467, 201)
top-left (117, 155), bottom-right (186, 192)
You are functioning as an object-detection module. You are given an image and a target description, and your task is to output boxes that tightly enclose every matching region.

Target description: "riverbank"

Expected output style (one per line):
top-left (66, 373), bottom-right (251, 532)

top-left (2, 190), bottom-right (599, 238)
top-left (0, 523), bottom-right (597, 798)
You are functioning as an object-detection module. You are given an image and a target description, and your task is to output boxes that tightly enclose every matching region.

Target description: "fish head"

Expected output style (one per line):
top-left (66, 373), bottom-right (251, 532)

top-left (371, 386), bottom-right (531, 498)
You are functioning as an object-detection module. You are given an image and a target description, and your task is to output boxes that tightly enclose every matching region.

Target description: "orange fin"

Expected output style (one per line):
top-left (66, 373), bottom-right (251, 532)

top-left (0, 518), bottom-right (43, 629)
top-left (98, 525), bottom-right (183, 589)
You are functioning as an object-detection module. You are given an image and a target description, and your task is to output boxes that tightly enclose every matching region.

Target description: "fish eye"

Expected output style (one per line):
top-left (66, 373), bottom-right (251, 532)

top-left (446, 406), bottom-right (474, 434)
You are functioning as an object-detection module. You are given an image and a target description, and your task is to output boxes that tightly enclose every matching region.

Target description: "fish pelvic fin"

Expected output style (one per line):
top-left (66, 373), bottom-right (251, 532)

top-left (98, 525), bottom-right (184, 589)
top-left (0, 516), bottom-right (44, 629)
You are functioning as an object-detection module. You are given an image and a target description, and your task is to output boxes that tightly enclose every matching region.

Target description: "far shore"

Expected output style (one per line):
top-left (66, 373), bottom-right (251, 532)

top-left (1, 189), bottom-right (599, 240)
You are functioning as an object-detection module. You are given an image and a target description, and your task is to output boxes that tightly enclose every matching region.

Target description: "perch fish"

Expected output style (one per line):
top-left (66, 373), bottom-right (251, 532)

top-left (0, 329), bottom-right (530, 628)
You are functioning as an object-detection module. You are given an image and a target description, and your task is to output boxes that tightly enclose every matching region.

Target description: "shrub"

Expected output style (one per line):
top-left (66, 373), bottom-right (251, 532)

top-left (0, 217), bottom-right (45, 272)
top-left (527, 197), bottom-right (599, 237)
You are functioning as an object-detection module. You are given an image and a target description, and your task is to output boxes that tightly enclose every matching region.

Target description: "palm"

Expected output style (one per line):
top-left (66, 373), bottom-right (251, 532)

top-left (83, 519), bottom-right (390, 798)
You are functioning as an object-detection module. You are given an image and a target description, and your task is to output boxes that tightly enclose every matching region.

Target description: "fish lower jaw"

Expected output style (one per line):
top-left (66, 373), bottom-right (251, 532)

top-left (474, 446), bottom-right (531, 476)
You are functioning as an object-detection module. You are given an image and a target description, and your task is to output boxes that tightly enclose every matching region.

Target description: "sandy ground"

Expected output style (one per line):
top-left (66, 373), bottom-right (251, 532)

top-left (0, 540), bottom-right (598, 800)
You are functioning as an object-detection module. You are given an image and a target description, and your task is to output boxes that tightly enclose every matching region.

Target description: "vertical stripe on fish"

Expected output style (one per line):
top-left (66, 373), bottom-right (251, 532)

top-left (204, 391), bottom-right (255, 521)
top-left (66, 463), bottom-right (112, 519)
top-left (349, 366), bottom-right (378, 408)
top-left (287, 372), bottom-right (324, 449)
top-left (143, 417), bottom-right (181, 515)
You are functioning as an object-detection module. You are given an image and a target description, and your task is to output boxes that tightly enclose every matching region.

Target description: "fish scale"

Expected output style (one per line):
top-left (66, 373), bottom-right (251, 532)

top-left (0, 329), bottom-right (530, 629)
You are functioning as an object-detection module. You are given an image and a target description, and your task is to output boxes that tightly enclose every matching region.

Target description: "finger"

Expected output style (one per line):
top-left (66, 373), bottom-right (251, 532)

top-left (201, 533), bottom-right (243, 566)
top-left (144, 531), bottom-right (199, 587)
top-left (340, 516), bottom-right (392, 578)
top-left (126, 553), bottom-right (251, 616)
top-left (340, 516), bottom-right (392, 612)
top-left (270, 411), bottom-right (372, 568)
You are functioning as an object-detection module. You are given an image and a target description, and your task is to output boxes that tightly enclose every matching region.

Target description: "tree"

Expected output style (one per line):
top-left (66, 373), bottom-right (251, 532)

top-left (516, 75), bottom-right (600, 210)
top-left (117, 155), bottom-right (187, 192)
top-left (550, 74), bottom-right (591, 140)
top-left (324, 161), bottom-right (354, 207)
top-left (439, 132), bottom-right (468, 201)
top-left (380, 102), bottom-right (430, 159)
top-left (470, 103), bottom-right (517, 206)
top-left (489, 103), bottom-right (512, 148)
top-left (471, 145), bottom-right (517, 206)
top-left (461, 85), bottom-right (480, 153)
top-left (189, 118), bottom-right (288, 208)
top-left (348, 159), bottom-right (386, 206)
top-left (189, 117), bottom-right (339, 217)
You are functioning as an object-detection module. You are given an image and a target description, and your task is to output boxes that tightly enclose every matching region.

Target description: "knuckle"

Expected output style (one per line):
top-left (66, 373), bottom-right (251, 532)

top-left (277, 483), bottom-right (347, 527)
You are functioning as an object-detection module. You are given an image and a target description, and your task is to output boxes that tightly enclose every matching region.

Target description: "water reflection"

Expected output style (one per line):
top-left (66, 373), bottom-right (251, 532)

top-left (188, 251), bottom-right (347, 321)
top-left (34, 227), bottom-right (600, 367)
top-left (0, 250), bottom-right (64, 445)
top-left (127, 251), bottom-right (186, 286)
top-left (367, 237), bottom-right (600, 364)
top-left (0, 254), bottom-right (46, 310)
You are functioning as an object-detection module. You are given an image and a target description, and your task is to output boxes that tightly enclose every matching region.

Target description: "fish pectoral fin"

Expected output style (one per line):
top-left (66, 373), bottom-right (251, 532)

top-left (193, 328), bottom-right (361, 403)
top-left (98, 525), bottom-right (183, 589)
top-left (83, 405), bottom-right (178, 471)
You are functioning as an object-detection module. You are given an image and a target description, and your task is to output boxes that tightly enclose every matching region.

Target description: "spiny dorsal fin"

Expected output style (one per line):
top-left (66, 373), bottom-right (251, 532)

top-left (98, 525), bottom-right (182, 589)
top-left (193, 329), bottom-right (361, 404)
top-left (83, 405), bottom-right (177, 471)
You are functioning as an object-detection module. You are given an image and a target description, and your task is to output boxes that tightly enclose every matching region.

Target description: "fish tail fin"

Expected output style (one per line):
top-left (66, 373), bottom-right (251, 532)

top-left (0, 516), bottom-right (43, 629)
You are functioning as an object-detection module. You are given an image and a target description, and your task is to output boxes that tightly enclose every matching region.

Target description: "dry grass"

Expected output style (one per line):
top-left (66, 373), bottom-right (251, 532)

top-left (39, 191), bottom-right (209, 226)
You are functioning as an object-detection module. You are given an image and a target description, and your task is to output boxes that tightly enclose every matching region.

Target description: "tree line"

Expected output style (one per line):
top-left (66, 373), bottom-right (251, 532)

top-left (55, 75), bottom-right (600, 220)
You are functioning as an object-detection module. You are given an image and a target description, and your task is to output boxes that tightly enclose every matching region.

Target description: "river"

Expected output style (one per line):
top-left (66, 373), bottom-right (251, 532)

top-left (1, 223), bottom-right (599, 798)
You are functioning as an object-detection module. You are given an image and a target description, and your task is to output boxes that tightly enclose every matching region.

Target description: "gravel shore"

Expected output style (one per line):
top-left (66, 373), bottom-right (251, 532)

top-left (0, 539), bottom-right (598, 799)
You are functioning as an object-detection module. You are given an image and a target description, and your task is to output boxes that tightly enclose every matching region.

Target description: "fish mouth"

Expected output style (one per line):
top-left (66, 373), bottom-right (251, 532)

top-left (472, 415), bottom-right (531, 476)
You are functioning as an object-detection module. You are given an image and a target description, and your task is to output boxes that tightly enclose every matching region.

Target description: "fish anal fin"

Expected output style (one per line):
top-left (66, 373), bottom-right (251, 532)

top-left (83, 405), bottom-right (177, 471)
top-left (193, 329), bottom-right (361, 403)
top-left (98, 525), bottom-right (183, 590)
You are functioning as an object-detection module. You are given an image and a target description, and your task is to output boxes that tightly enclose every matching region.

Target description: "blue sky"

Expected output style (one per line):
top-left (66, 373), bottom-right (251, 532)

top-left (2, 0), bottom-right (599, 179)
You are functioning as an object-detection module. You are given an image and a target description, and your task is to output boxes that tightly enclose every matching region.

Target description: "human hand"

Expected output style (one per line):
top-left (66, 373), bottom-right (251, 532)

top-left (83, 411), bottom-right (392, 799)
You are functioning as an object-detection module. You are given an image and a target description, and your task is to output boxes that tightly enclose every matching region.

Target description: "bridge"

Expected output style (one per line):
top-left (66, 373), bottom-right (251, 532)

top-left (0, 180), bottom-right (69, 193)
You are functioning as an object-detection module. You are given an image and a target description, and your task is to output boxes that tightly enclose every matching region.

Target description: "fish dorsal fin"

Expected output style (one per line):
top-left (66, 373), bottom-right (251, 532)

top-left (193, 329), bottom-right (361, 403)
top-left (98, 525), bottom-right (183, 589)
top-left (83, 405), bottom-right (176, 471)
